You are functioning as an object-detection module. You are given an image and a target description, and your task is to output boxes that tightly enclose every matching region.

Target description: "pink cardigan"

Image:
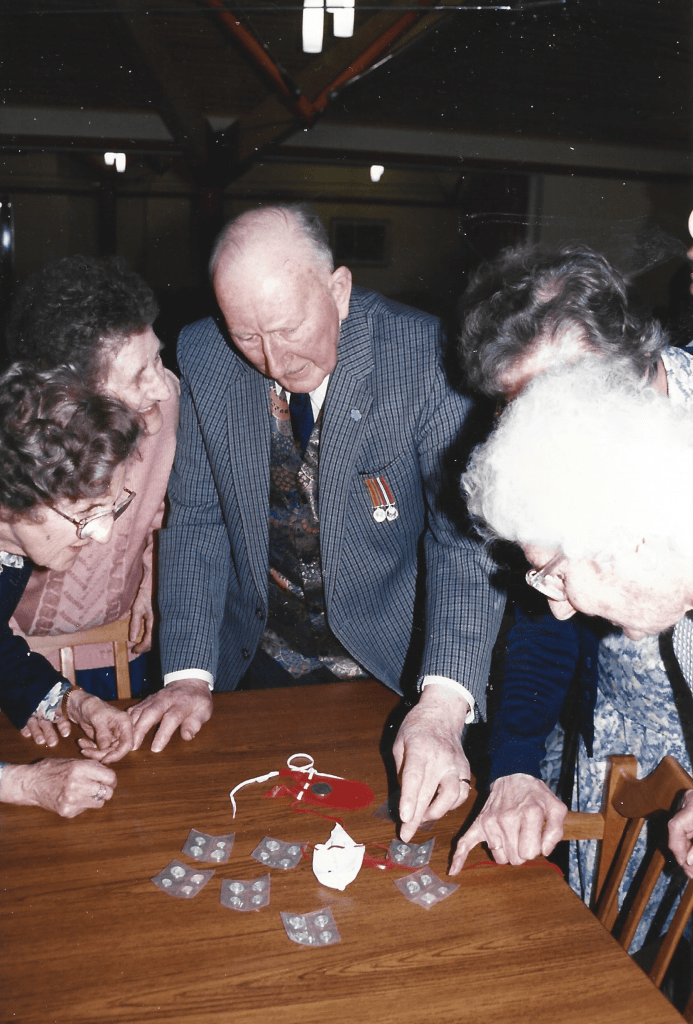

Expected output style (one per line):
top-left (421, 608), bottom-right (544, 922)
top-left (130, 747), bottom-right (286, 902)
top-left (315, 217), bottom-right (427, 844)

top-left (10, 370), bottom-right (179, 670)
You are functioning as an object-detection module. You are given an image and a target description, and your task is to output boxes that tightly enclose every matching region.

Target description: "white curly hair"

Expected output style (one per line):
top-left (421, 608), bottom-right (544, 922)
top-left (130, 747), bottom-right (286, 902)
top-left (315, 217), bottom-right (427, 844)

top-left (462, 356), bottom-right (693, 569)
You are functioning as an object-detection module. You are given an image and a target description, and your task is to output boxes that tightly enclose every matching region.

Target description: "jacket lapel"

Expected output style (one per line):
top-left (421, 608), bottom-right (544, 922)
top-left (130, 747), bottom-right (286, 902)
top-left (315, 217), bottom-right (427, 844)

top-left (226, 361), bottom-right (271, 604)
top-left (320, 299), bottom-right (374, 608)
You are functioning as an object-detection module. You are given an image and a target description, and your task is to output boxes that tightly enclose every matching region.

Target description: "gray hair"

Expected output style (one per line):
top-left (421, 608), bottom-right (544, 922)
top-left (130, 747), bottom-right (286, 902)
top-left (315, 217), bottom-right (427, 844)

top-left (209, 203), bottom-right (334, 279)
top-left (462, 357), bottom-right (693, 567)
top-left (458, 244), bottom-right (668, 399)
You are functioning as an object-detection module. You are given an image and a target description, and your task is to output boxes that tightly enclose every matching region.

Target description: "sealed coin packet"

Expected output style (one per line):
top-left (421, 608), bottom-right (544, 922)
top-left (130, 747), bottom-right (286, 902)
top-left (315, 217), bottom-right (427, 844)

top-left (394, 867), bottom-right (458, 909)
top-left (251, 836), bottom-right (304, 869)
top-left (220, 875), bottom-right (271, 911)
top-left (182, 828), bottom-right (235, 864)
top-left (151, 860), bottom-right (215, 899)
top-left (280, 908), bottom-right (341, 946)
top-left (388, 837), bottom-right (435, 868)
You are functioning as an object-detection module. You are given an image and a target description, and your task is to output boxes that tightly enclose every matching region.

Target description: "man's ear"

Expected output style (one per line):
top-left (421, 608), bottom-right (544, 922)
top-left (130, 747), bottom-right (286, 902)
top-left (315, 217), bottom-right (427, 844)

top-left (329, 265), bottom-right (352, 320)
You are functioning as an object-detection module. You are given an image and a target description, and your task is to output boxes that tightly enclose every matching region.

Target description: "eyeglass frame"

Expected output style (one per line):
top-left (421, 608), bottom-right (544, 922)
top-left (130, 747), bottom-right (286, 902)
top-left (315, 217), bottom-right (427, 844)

top-left (525, 551), bottom-right (567, 600)
top-left (49, 488), bottom-right (136, 540)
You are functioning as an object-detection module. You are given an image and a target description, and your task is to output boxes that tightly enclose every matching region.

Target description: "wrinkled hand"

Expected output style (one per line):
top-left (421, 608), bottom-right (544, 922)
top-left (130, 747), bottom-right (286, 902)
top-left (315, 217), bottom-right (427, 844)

top-left (21, 711), bottom-right (72, 748)
top-left (129, 588), bottom-right (153, 655)
top-left (127, 678), bottom-right (213, 753)
top-left (0, 759), bottom-right (117, 817)
top-left (450, 773), bottom-right (567, 873)
top-left (69, 690), bottom-right (134, 763)
top-left (394, 685), bottom-right (472, 843)
top-left (668, 788), bottom-right (693, 878)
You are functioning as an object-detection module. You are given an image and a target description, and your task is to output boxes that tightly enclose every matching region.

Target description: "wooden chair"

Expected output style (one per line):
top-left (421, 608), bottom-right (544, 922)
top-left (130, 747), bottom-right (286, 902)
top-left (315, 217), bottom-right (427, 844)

top-left (563, 755), bottom-right (693, 1017)
top-left (25, 614), bottom-right (133, 699)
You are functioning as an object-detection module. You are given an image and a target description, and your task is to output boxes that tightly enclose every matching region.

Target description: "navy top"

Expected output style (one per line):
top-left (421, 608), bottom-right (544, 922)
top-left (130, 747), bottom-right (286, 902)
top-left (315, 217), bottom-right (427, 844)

top-left (0, 558), bottom-right (67, 729)
top-left (488, 602), bottom-right (600, 784)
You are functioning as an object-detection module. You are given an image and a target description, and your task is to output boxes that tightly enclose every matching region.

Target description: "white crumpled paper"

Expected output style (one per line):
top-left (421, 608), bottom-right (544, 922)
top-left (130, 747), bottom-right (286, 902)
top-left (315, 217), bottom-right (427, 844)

top-left (312, 823), bottom-right (365, 891)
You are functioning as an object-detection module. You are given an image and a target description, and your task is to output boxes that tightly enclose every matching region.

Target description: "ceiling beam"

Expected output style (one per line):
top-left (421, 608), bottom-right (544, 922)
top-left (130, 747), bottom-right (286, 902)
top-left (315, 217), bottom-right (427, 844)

top-left (220, 0), bottom-right (462, 173)
top-left (116, 0), bottom-right (210, 166)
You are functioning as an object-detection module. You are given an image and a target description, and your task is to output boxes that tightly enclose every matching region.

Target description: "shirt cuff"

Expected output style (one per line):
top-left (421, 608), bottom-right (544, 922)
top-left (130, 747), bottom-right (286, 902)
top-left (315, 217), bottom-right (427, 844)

top-left (420, 675), bottom-right (476, 724)
top-left (36, 680), bottom-right (72, 722)
top-left (163, 670), bottom-right (214, 690)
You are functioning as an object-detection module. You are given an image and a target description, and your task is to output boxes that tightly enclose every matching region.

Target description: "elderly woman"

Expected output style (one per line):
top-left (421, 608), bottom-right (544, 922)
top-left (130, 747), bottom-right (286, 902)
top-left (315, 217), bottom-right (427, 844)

top-left (453, 360), bottom-right (693, 908)
top-left (454, 243), bottom-right (692, 879)
top-left (0, 364), bottom-right (142, 816)
top-left (5, 255), bottom-right (178, 722)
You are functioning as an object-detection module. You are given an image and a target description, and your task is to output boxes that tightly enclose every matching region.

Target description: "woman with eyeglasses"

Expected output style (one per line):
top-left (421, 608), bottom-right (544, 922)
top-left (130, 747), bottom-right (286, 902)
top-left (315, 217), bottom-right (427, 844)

top-left (5, 255), bottom-right (179, 724)
top-left (453, 359), bottom-right (693, 969)
top-left (453, 240), bottom-right (693, 964)
top-left (0, 364), bottom-right (143, 815)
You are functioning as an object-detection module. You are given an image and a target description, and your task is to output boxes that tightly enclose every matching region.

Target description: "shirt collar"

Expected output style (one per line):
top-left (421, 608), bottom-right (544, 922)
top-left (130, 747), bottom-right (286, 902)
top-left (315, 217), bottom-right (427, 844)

top-left (275, 375), bottom-right (331, 418)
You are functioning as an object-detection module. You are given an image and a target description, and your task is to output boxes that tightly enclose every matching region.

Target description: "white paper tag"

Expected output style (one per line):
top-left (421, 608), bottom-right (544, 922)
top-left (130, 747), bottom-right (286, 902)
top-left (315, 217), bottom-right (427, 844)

top-left (312, 823), bottom-right (365, 891)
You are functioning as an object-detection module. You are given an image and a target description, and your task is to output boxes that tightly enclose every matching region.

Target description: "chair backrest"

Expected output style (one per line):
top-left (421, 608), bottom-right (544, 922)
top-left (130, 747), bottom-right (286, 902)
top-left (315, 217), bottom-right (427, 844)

top-left (563, 755), bottom-right (693, 1012)
top-left (25, 615), bottom-right (132, 699)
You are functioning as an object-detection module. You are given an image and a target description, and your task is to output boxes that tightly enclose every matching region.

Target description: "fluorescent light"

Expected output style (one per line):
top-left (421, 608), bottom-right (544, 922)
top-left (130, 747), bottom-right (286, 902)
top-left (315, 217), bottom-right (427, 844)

top-left (104, 151), bottom-right (126, 172)
top-left (303, 0), bottom-right (324, 53)
top-left (370, 164), bottom-right (384, 182)
top-left (328, 0), bottom-right (354, 37)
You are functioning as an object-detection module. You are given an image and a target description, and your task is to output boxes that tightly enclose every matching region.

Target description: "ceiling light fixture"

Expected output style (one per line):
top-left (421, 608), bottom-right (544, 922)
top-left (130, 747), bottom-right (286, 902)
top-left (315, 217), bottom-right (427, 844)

top-left (302, 0), bottom-right (324, 53)
top-left (104, 152), bottom-right (126, 173)
top-left (328, 0), bottom-right (355, 38)
top-left (370, 164), bottom-right (384, 182)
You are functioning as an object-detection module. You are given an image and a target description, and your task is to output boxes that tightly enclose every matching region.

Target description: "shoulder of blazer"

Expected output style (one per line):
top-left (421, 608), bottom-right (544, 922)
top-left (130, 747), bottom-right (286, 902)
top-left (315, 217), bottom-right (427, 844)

top-left (177, 315), bottom-right (250, 384)
top-left (350, 286), bottom-right (441, 330)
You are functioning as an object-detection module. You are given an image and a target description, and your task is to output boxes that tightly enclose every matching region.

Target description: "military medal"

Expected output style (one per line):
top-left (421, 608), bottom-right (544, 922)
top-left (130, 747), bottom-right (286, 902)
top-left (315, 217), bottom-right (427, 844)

top-left (364, 475), bottom-right (398, 522)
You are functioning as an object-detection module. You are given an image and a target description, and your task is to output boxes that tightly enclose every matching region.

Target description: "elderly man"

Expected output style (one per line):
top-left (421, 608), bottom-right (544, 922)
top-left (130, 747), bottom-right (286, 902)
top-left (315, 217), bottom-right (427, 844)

top-left (129, 203), bottom-right (504, 838)
top-left (452, 358), bottom-right (693, 886)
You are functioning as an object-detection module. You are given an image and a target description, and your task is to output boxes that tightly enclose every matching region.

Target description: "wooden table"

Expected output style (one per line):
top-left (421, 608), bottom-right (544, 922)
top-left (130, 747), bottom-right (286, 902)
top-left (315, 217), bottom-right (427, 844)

top-left (0, 682), bottom-right (684, 1024)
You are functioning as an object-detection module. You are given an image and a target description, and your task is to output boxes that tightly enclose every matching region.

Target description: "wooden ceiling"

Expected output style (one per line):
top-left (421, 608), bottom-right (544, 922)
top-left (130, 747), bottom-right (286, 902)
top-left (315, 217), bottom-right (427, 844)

top-left (2, 0), bottom-right (690, 181)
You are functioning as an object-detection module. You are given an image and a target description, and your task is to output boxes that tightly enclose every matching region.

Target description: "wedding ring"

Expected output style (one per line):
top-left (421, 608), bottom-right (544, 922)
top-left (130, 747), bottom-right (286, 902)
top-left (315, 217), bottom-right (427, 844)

top-left (94, 784), bottom-right (107, 801)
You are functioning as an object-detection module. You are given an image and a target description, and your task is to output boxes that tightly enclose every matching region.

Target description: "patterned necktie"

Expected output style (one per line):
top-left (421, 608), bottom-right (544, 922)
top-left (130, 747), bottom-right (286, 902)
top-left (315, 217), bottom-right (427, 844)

top-left (289, 392), bottom-right (314, 454)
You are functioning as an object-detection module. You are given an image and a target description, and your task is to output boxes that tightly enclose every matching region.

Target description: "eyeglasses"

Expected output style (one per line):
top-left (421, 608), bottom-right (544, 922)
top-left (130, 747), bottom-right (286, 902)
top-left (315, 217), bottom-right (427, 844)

top-left (50, 488), bottom-right (136, 540)
top-left (525, 551), bottom-right (566, 600)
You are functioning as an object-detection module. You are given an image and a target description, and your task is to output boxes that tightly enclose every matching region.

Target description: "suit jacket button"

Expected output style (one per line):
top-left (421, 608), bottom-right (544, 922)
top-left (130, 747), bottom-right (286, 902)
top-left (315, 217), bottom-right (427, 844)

top-left (255, 607), bottom-right (263, 619)
top-left (242, 648), bottom-right (251, 659)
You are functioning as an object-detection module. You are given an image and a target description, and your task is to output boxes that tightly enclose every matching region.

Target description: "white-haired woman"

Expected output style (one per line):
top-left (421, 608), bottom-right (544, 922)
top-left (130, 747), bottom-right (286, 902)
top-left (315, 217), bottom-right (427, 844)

top-left (454, 358), bottom-right (693, 954)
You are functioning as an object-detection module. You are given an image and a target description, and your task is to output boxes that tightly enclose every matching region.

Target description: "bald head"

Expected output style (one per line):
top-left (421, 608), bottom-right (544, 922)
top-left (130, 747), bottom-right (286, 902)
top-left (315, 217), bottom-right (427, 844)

top-left (210, 205), bottom-right (333, 281)
top-left (212, 207), bottom-right (352, 393)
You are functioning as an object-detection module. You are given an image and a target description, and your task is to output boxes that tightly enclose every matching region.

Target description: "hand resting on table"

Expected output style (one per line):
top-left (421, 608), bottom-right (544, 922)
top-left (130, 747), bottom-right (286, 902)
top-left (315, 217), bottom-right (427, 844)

top-left (126, 677), bottom-right (213, 753)
top-left (0, 758), bottom-right (117, 817)
top-left (449, 773), bottom-right (567, 873)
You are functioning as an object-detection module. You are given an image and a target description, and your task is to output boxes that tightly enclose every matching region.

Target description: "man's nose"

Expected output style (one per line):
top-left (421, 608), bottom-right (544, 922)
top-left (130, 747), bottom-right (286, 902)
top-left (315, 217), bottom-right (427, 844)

top-left (262, 337), bottom-right (288, 379)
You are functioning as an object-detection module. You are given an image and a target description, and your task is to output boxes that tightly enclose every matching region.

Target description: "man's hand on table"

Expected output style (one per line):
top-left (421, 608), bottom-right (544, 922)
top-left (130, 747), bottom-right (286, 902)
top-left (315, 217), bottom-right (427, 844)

top-left (394, 685), bottom-right (472, 843)
top-left (0, 759), bottom-right (117, 817)
top-left (127, 678), bottom-right (213, 753)
top-left (668, 788), bottom-right (693, 878)
top-left (449, 773), bottom-right (567, 873)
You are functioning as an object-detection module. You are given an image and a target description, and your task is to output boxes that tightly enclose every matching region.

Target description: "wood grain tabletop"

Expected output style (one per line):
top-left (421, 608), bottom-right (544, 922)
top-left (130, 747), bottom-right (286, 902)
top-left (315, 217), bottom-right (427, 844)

top-left (0, 681), bottom-right (684, 1024)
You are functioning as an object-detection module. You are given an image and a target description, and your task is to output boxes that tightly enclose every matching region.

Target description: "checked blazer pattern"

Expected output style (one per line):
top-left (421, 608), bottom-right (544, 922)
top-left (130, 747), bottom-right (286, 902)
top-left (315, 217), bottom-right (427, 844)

top-left (158, 288), bottom-right (504, 713)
